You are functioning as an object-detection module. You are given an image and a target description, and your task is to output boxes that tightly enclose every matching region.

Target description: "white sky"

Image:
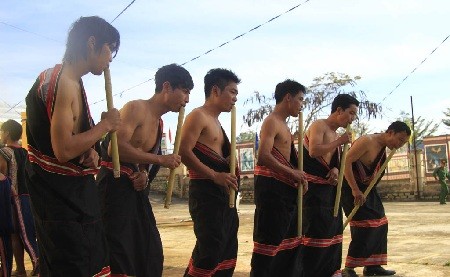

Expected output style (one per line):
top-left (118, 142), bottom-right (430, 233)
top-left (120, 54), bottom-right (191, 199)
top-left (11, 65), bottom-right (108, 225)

top-left (1, 0), bottom-right (449, 141)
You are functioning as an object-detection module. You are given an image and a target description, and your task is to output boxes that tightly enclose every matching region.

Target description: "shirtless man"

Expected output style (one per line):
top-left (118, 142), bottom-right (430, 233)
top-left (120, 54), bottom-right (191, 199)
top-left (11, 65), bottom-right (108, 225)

top-left (24, 16), bottom-right (120, 276)
top-left (250, 79), bottom-right (308, 277)
top-left (97, 63), bottom-right (193, 277)
top-left (302, 94), bottom-right (359, 277)
top-left (341, 121), bottom-right (410, 277)
top-left (179, 68), bottom-right (240, 277)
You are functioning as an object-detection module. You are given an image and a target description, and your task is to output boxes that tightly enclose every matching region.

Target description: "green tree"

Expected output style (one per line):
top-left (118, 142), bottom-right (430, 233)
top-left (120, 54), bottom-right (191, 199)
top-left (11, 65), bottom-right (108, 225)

top-left (352, 118), bottom-right (373, 139)
top-left (236, 131), bottom-right (256, 143)
top-left (442, 108), bottom-right (450, 128)
top-left (243, 72), bottom-right (382, 134)
top-left (397, 111), bottom-right (439, 148)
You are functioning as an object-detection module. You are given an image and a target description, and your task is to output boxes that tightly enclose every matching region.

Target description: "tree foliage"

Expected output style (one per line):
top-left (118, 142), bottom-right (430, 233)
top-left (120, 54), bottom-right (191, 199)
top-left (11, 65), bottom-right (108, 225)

top-left (243, 72), bottom-right (382, 133)
top-left (442, 108), bottom-right (450, 128)
top-left (236, 131), bottom-right (256, 143)
top-left (352, 118), bottom-right (373, 139)
top-left (397, 111), bottom-right (439, 148)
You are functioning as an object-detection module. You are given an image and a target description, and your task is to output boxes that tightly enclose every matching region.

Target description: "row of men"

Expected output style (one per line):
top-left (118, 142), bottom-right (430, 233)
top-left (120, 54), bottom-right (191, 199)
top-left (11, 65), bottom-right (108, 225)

top-left (0, 15), bottom-right (412, 277)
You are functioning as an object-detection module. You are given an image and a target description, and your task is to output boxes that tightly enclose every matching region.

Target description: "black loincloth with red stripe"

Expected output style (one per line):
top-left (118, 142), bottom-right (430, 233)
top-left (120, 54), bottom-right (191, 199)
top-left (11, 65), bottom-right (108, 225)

top-left (250, 144), bottom-right (303, 277)
top-left (342, 148), bottom-right (389, 268)
top-left (96, 122), bottom-right (163, 277)
top-left (25, 64), bottom-right (110, 277)
top-left (302, 135), bottom-right (343, 277)
top-left (184, 133), bottom-right (240, 277)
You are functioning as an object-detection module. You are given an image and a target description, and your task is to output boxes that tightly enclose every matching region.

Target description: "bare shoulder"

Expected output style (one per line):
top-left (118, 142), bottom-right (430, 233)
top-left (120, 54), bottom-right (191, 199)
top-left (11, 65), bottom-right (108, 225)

top-left (185, 107), bottom-right (208, 124)
top-left (261, 113), bottom-right (277, 127)
top-left (55, 75), bottom-right (78, 102)
top-left (353, 134), bottom-right (371, 148)
top-left (308, 119), bottom-right (326, 134)
top-left (121, 100), bottom-right (147, 118)
top-left (122, 99), bottom-right (145, 111)
top-left (359, 134), bottom-right (378, 146)
top-left (261, 114), bottom-right (284, 133)
top-left (310, 119), bottom-right (327, 129)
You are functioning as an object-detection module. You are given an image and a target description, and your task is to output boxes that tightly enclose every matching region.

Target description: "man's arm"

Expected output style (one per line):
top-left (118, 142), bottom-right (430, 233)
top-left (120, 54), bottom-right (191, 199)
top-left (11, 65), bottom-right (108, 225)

top-left (112, 101), bottom-right (180, 169)
top-left (179, 110), bottom-right (237, 191)
top-left (257, 117), bottom-right (303, 182)
top-left (307, 121), bottom-right (350, 158)
top-left (433, 167), bottom-right (439, 180)
top-left (51, 79), bottom-right (120, 162)
top-left (344, 136), bottom-right (369, 205)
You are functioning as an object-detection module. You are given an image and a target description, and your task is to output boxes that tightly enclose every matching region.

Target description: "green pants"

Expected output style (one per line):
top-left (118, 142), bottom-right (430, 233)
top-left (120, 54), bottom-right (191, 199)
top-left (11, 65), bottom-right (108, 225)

top-left (440, 182), bottom-right (449, 204)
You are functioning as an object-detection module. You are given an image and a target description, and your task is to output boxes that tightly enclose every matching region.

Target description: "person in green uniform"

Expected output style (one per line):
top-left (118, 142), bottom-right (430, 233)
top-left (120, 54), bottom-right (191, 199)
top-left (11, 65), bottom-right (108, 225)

top-left (433, 159), bottom-right (450, 204)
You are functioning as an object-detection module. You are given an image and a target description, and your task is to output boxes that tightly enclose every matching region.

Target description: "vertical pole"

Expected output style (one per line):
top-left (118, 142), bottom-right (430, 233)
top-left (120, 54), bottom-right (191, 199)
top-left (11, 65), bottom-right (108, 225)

top-left (229, 106), bottom-right (237, 208)
top-left (410, 96), bottom-right (421, 199)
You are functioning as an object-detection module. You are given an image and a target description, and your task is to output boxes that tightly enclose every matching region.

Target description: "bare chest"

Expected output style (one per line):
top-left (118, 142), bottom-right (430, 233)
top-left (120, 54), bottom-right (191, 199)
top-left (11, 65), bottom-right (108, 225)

top-left (273, 127), bottom-right (292, 160)
top-left (71, 93), bottom-right (85, 134)
top-left (131, 120), bottom-right (160, 153)
top-left (198, 123), bottom-right (224, 156)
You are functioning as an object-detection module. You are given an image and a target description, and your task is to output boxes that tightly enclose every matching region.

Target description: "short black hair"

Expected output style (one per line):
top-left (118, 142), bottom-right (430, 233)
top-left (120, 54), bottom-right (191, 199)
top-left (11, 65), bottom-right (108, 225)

top-left (274, 79), bottom-right (306, 104)
top-left (154, 64), bottom-right (194, 93)
top-left (331, 94), bottom-right (359, 113)
top-left (63, 16), bottom-right (120, 63)
top-left (386, 121), bottom-right (412, 136)
top-left (1, 119), bottom-right (22, 141)
top-left (204, 68), bottom-right (241, 98)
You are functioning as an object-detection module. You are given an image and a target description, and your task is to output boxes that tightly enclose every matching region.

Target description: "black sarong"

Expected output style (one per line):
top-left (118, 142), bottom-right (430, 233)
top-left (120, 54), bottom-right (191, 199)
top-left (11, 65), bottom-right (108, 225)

top-left (341, 149), bottom-right (388, 268)
top-left (184, 138), bottom-right (239, 277)
top-left (97, 123), bottom-right (163, 277)
top-left (0, 177), bottom-right (13, 277)
top-left (250, 144), bottom-right (303, 277)
top-left (302, 135), bottom-right (343, 277)
top-left (0, 146), bottom-right (39, 271)
top-left (25, 64), bottom-right (110, 277)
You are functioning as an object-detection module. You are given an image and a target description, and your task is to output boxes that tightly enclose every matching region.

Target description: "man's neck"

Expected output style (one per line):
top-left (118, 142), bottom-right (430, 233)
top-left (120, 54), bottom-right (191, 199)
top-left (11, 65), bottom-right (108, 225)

top-left (147, 94), bottom-right (170, 118)
top-left (273, 105), bottom-right (290, 121)
top-left (324, 115), bottom-right (341, 131)
top-left (63, 61), bottom-right (89, 80)
top-left (202, 101), bottom-right (222, 118)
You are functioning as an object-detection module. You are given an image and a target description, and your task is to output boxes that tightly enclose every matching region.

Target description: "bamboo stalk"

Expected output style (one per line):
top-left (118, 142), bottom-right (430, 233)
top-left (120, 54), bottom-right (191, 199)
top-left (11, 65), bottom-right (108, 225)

top-left (333, 125), bottom-right (351, 217)
top-left (104, 67), bottom-right (120, 178)
top-left (229, 106), bottom-right (237, 208)
top-left (164, 107), bottom-right (185, 208)
top-left (343, 148), bottom-right (397, 229)
top-left (297, 111), bottom-right (304, 237)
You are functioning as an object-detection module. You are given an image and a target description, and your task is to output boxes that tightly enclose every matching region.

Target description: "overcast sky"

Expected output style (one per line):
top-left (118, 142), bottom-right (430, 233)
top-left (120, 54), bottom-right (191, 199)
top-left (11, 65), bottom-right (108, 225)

top-left (1, 0), bottom-right (449, 141)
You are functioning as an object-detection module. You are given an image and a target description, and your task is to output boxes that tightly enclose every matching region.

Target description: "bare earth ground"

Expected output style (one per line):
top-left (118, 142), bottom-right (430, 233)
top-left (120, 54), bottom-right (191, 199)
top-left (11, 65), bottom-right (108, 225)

top-left (18, 194), bottom-right (450, 276)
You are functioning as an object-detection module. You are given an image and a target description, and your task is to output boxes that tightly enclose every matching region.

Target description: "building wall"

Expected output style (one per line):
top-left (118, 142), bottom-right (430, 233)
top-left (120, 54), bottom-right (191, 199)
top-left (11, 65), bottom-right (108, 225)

top-left (150, 135), bottom-right (450, 203)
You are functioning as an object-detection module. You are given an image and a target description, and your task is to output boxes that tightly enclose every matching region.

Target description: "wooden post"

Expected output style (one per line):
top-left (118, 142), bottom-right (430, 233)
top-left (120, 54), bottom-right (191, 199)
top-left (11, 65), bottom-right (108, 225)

top-left (333, 125), bottom-right (351, 217)
top-left (21, 112), bottom-right (27, 149)
top-left (297, 111), bottom-right (304, 236)
top-left (229, 106), bottom-right (237, 208)
top-left (164, 107), bottom-right (185, 208)
top-left (104, 68), bottom-right (120, 178)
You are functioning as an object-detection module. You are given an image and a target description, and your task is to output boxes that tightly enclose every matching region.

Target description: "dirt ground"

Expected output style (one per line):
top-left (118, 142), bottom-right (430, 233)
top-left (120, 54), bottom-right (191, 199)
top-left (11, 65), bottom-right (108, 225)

top-left (17, 194), bottom-right (450, 276)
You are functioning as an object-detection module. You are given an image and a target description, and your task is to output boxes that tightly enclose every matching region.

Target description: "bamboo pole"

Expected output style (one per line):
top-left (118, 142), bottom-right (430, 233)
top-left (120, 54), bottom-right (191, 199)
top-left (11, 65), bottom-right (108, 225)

top-left (343, 148), bottom-right (397, 229)
top-left (297, 111), bottom-right (304, 237)
top-left (229, 106), bottom-right (237, 208)
top-left (164, 107), bottom-right (185, 208)
top-left (333, 125), bottom-right (351, 217)
top-left (104, 67), bottom-right (120, 178)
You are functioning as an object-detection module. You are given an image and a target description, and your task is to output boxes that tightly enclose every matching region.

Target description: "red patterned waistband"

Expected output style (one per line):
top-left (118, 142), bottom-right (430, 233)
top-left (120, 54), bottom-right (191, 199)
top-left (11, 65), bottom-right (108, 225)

top-left (28, 145), bottom-right (97, 176)
top-left (254, 165), bottom-right (296, 188)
